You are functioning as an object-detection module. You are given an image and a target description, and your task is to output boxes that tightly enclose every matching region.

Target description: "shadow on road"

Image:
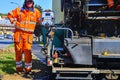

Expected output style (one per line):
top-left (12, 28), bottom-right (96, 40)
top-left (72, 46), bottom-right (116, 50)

top-left (21, 59), bottom-right (51, 80)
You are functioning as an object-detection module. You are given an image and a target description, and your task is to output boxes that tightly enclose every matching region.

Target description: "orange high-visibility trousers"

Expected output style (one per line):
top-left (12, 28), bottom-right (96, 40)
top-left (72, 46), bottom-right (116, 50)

top-left (107, 0), bottom-right (114, 8)
top-left (14, 29), bottom-right (33, 71)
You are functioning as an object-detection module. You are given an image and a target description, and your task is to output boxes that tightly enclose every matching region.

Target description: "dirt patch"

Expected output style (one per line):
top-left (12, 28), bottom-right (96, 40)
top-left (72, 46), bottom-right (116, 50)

top-left (0, 47), bottom-right (15, 53)
top-left (6, 47), bottom-right (15, 53)
top-left (2, 75), bottom-right (30, 80)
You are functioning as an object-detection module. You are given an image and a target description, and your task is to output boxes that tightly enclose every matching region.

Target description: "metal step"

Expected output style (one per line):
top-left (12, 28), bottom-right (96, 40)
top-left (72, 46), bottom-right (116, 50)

top-left (56, 77), bottom-right (92, 80)
top-left (56, 73), bottom-right (93, 80)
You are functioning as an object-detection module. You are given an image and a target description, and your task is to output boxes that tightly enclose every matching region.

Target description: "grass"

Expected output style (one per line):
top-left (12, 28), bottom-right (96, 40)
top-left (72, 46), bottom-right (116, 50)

top-left (7, 44), bottom-right (14, 48)
top-left (0, 44), bottom-right (37, 75)
top-left (0, 48), bottom-right (16, 75)
top-left (0, 43), bottom-right (51, 79)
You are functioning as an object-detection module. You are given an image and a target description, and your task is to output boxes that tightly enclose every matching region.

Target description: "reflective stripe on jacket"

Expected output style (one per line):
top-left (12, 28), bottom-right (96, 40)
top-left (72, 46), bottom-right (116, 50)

top-left (8, 7), bottom-right (41, 33)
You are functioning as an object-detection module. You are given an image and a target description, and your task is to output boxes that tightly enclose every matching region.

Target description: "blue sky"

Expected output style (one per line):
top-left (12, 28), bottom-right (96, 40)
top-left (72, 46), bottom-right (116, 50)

top-left (0, 0), bottom-right (52, 14)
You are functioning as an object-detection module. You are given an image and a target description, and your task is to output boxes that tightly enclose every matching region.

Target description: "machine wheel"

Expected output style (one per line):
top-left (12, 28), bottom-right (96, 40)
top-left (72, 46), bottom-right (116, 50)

top-left (105, 74), bottom-right (119, 80)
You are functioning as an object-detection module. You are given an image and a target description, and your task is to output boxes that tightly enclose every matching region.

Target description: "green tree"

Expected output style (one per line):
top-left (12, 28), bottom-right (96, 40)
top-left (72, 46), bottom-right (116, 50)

top-left (35, 4), bottom-right (43, 12)
top-left (0, 13), bottom-right (7, 16)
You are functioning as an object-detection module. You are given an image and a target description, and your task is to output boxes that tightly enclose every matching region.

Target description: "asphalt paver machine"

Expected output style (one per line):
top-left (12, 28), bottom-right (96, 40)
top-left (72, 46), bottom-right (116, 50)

top-left (42, 0), bottom-right (120, 79)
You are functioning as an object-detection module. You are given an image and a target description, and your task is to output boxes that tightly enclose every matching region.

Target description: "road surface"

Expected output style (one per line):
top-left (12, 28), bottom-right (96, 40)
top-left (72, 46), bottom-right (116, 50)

top-left (32, 42), bottom-right (46, 64)
top-left (0, 39), bottom-right (13, 49)
top-left (32, 42), bottom-right (50, 80)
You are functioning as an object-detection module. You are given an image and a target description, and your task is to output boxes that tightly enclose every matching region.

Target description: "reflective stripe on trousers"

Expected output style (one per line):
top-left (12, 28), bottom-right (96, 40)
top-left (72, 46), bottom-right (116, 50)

top-left (25, 62), bottom-right (32, 69)
top-left (16, 61), bottom-right (22, 68)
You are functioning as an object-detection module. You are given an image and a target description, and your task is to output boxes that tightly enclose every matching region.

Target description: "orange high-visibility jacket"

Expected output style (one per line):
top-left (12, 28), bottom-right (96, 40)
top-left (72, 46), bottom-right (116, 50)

top-left (107, 0), bottom-right (114, 8)
top-left (8, 7), bottom-right (41, 33)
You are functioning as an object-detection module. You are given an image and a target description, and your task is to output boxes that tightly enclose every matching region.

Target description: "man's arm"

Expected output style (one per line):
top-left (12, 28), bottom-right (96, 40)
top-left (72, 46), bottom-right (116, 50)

top-left (7, 8), bottom-right (19, 25)
top-left (35, 8), bottom-right (42, 25)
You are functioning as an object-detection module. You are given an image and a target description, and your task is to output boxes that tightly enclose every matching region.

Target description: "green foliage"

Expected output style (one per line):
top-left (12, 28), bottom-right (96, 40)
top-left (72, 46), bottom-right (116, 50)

top-left (7, 44), bottom-right (14, 48)
top-left (0, 13), bottom-right (7, 16)
top-left (35, 4), bottom-right (43, 12)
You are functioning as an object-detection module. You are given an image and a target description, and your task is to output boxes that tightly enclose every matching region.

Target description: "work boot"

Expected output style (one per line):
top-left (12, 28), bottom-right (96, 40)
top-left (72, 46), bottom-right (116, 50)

top-left (16, 67), bottom-right (24, 74)
top-left (24, 68), bottom-right (31, 74)
top-left (16, 66), bottom-right (23, 71)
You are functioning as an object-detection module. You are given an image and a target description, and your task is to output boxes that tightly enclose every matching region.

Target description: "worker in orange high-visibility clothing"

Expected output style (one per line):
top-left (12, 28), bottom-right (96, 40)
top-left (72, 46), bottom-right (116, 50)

top-left (107, 0), bottom-right (114, 8)
top-left (7, 0), bottom-right (41, 74)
